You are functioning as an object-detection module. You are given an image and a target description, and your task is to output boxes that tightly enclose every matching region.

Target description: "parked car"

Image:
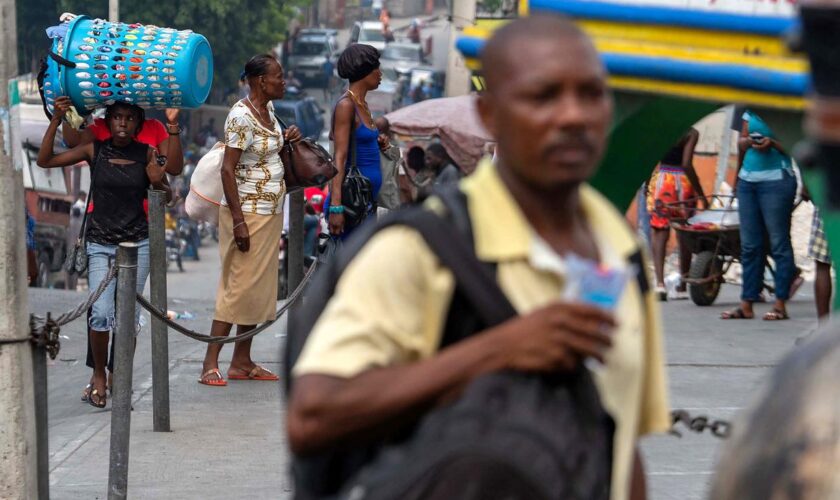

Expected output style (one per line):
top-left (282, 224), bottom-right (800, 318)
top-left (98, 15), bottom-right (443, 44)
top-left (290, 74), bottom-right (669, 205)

top-left (349, 21), bottom-right (388, 53)
top-left (288, 32), bottom-right (339, 87)
top-left (380, 42), bottom-right (426, 82)
top-left (273, 92), bottom-right (326, 141)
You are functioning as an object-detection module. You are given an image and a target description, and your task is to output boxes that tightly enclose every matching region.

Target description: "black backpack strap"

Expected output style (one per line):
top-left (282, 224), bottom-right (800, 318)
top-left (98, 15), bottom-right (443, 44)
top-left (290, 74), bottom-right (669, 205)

top-left (407, 208), bottom-right (516, 328)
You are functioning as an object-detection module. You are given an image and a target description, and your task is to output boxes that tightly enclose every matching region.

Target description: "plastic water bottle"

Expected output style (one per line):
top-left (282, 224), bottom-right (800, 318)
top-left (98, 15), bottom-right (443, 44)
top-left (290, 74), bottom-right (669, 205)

top-left (166, 310), bottom-right (195, 320)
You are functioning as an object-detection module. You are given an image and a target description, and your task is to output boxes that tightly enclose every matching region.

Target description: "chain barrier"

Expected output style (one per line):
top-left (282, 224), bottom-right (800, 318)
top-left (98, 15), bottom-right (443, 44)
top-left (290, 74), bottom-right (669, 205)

top-left (9, 256), bottom-right (315, 358)
top-left (12, 259), bottom-right (735, 443)
top-left (670, 409), bottom-right (732, 439)
top-left (0, 265), bottom-right (119, 358)
top-left (54, 264), bottom-right (119, 327)
top-left (135, 259), bottom-right (318, 345)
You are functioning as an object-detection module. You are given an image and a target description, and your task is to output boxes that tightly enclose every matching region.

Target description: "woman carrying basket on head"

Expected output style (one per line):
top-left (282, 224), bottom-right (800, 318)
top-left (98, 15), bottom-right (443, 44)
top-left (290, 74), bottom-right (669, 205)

top-left (199, 54), bottom-right (302, 386)
top-left (37, 97), bottom-right (173, 408)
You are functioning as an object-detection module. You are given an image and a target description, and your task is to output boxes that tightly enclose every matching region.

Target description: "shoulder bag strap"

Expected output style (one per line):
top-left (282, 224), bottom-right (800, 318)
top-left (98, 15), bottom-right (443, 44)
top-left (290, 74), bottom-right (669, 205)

top-left (348, 96), bottom-right (357, 174)
top-left (275, 113), bottom-right (298, 179)
top-left (407, 207), bottom-right (516, 328)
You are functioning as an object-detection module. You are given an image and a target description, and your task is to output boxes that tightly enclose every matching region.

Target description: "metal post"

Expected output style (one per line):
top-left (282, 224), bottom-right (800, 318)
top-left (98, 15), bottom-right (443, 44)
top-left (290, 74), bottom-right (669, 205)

top-left (0, 0), bottom-right (37, 496)
top-left (31, 340), bottom-right (49, 500)
top-left (286, 190), bottom-right (305, 337)
top-left (445, 0), bottom-right (477, 97)
top-left (109, 0), bottom-right (119, 22)
top-left (147, 189), bottom-right (170, 432)
top-left (287, 190), bottom-right (305, 294)
top-left (108, 243), bottom-right (138, 500)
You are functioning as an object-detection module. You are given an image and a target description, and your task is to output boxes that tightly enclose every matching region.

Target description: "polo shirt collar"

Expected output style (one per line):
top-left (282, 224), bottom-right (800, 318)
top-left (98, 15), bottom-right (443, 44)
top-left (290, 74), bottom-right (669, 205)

top-left (462, 160), bottom-right (532, 261)
top-left (462, 160), bottom-right (637, 263)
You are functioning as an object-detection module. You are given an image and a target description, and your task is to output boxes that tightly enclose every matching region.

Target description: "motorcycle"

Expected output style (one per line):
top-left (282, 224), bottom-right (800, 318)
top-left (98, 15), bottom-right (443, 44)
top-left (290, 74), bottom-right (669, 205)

top-left (165, 228), bottom-right (185, 272)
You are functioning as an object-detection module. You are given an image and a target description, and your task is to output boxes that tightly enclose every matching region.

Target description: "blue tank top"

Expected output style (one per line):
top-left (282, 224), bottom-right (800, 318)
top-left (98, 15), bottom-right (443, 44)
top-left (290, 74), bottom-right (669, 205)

top-left (348, 109), bottom-right (382, 198)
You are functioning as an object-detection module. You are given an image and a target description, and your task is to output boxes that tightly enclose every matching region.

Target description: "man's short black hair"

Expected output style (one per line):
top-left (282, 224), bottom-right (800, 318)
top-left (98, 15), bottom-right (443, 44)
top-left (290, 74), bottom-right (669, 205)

top-left (480, 14), bottom-right (590, 91)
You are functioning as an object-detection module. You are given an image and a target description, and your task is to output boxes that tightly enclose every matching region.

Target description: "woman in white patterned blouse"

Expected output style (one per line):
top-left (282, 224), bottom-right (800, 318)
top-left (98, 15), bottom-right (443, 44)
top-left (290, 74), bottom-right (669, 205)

top-left (200, 54), bottom-right (302, 386)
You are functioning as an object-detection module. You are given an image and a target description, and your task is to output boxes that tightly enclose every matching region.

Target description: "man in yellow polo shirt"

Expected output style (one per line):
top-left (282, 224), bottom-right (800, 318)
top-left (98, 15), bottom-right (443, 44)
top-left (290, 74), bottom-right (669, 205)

top-left (288, 14), bottom-right (670, 500)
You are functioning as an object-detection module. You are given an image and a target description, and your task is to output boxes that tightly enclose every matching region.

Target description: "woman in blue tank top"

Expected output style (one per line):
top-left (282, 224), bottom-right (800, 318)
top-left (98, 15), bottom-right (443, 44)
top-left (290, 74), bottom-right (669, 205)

top-left (327, 44), bottom-right (384, 237)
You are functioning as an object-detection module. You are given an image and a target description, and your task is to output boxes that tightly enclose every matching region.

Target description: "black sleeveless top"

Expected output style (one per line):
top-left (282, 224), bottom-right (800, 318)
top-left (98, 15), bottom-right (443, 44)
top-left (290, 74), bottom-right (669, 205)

top-left (86, 140), bottom-right (151, 245)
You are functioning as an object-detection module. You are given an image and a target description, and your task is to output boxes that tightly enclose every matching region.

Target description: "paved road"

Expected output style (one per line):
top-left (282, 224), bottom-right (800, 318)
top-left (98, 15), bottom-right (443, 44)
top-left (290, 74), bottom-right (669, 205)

top-left (642, 285), bottom-right (819, 499)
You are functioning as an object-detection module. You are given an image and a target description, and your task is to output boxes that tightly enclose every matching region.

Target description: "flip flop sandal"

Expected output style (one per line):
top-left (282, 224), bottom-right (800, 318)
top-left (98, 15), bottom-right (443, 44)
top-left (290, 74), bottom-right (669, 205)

top-left (763, 309), bottom-right (789, 321)
top-left (198, 368), bottom-right (227, 386)
top-left (88, 389), bottom-right (106, 409)
top-left (81, 383), bottom-right (92, 403)
top-left (721, 307), bottom-right (754, 320)
top-left (227, 365), bottom-right (280, 381)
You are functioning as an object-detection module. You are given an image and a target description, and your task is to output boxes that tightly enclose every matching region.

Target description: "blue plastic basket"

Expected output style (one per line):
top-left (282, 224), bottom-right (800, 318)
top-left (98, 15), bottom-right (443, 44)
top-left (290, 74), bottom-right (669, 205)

top-left (49, 15), bottom-right (213, 113)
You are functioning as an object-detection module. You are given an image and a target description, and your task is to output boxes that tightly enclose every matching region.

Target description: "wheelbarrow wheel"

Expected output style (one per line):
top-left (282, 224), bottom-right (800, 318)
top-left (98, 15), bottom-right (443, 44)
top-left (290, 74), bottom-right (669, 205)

top-left (689, 250), bottom-right (723, 306)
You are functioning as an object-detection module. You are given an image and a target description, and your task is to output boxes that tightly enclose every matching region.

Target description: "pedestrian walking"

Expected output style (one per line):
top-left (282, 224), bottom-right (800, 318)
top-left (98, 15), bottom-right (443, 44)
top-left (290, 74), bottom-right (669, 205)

top-left (62, 97), bottom-right (183, 397)
top-left (38, 98), bottom-right (173, 408)
top-left (199, 54), bottom-right (302, 386)
top-left (646, 128), bottom-right (705, 301)
top-left (808, 205), bottom-right (833, 321)
top-left (288, 15), bottom-right (669, 500)
top-left (326, 44), bottom-right (383, 237)
top-left (722, 111), bottom-right (797, 321)
top-left (25, 205), bottom-right (37, 286)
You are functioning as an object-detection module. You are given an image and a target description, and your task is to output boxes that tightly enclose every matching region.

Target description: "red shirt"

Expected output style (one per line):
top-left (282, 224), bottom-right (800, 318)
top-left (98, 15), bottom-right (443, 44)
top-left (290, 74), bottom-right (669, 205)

top-left (304, 187), bottom-right (327, 214)
top-left (86, 119), bottom-right (169, 215)
top-left (87, 118), bottom-right (169, 148)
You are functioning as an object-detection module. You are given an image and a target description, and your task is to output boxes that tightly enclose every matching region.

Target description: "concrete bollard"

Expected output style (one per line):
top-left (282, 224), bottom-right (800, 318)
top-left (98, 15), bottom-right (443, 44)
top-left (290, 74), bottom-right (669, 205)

top-left (147, 189), bottom-right (170, 432)
top-left (108, 243), bottom-right (138, 500)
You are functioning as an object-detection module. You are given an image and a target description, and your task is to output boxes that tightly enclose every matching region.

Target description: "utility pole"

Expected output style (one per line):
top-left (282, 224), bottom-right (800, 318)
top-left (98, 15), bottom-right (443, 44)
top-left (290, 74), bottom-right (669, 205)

top-left (0, 0), bottom-right (38, 497)
top-left (444, 0), bottom-right (477, 97)
top-left (109, 0), bottom-right (119, 22)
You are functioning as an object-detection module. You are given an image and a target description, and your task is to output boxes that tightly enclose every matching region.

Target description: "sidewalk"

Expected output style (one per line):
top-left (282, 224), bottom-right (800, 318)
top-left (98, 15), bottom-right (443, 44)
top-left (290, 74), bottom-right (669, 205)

top-left (36, 246), bottom-right (292, 499)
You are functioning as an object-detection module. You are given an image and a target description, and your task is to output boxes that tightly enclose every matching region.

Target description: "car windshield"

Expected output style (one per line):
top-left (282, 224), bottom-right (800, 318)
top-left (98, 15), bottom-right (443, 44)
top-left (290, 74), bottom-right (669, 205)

top-left (381, 67), bottom-right (400, 81)
top-left (360, 28), bottom-right (385, 42)
top-left (382, 46), bottom-right (419, 61)
top-left (293, 41), bottom-right (325, 56)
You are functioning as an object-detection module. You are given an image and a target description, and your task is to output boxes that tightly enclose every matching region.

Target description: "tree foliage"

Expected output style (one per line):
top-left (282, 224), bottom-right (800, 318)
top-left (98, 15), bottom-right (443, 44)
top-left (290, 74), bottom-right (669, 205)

top-left (17, 0), bottom-right (310, 102)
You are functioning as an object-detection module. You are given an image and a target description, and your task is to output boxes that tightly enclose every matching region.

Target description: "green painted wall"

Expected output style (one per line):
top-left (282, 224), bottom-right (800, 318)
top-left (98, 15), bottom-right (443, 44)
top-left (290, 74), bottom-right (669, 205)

top-left (592, 93), bottom-right (718, 209)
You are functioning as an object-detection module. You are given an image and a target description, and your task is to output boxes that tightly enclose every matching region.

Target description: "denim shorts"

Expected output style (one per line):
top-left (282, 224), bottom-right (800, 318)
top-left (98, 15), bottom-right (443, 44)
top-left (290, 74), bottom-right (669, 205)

top-left (86, 239), bottom-right (150, 334)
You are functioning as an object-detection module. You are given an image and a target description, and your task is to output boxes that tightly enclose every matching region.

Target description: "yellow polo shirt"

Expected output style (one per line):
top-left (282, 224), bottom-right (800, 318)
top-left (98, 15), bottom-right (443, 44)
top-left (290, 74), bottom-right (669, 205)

top-left (294, 160), bottom-right (671, 500)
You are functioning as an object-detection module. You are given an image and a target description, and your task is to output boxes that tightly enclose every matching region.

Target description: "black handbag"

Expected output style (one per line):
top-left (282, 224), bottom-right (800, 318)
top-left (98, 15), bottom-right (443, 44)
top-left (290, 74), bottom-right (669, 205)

top-left (64, 144), bottom-right (100, 276)
top-left (341, 110), bottom-right (373, 228)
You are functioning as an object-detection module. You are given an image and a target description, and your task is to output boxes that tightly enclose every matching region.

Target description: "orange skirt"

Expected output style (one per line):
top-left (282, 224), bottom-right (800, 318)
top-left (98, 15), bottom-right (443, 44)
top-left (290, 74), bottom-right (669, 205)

top-left (646, 164), bottom-right (696, 229)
